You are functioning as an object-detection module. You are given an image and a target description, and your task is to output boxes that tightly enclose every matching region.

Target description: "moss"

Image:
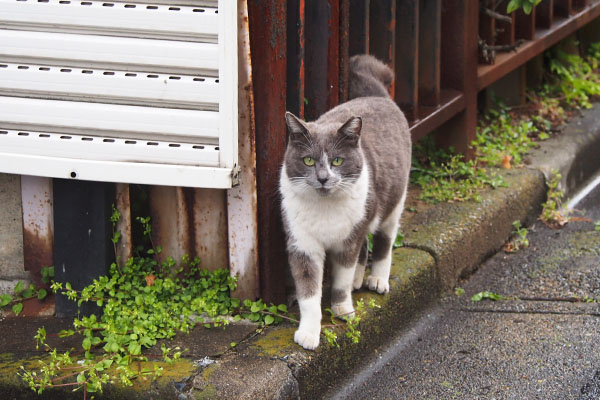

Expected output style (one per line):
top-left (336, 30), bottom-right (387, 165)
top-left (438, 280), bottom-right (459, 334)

top-left (252, 327), bottom-right (297, 357)
top-left (193, 364), bottom-right (217, 399)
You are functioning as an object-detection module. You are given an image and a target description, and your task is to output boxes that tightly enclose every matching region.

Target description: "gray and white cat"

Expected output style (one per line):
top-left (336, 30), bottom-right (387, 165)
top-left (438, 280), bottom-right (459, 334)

top-left (280, 55), bottom-right (411, 350)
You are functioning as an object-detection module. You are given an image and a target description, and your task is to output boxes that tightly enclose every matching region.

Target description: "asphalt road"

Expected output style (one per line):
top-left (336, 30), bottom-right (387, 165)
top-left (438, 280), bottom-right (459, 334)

top-left (329, 176), bottom-right (600, 400)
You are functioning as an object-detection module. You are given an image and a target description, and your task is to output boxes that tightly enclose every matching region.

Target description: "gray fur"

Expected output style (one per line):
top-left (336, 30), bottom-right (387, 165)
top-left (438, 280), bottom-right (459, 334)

top-left (281, 55), bottom-right (411, 349)
top-left (348, 54), bottom-right (394, 100)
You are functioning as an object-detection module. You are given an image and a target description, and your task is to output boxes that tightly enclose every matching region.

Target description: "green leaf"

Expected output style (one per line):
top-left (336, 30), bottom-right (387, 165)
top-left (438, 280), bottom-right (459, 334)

top-left (37, 289), bottom-right (48, 300)
top-left (264, 315), bottom-right (275, 325)
top-left (250, 304), bottom-right (261, 313)
top-left (0, 294), bottom-right (12, 307)
top-left (58, 329), bottom-right (75, 337)
top-left (77, 372), bottom-right (86, 384)
top-left (506, 0), bottom-right (520, 13)
top-left (277, 304), bottom-right (288, 313)
top-left (128, 341), bottom-right (141, 356)
top-left (523, 3), bottom-right (533, 14)
top-left (12, 302), bottom-right (23, 315)
top-left (82, 337), bottom-right (92, 351)
top-left (471, 290), bottom-right (502, 302)
top-left (13, 281), bottom-right (25, 295)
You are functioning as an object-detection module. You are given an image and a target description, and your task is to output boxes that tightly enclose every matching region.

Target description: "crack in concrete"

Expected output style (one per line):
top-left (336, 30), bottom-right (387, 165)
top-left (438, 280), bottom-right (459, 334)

top-left (456, 308), bottom-right (600, 317)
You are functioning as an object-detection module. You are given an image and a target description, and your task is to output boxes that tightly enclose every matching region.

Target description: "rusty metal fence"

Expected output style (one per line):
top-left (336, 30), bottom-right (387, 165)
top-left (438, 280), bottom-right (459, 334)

top-left (249, 0), bottom-right (600, 302)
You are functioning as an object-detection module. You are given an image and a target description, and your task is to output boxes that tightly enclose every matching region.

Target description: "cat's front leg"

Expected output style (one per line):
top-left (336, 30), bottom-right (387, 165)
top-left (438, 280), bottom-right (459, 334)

top-left (352, 239), bottom-right (369, 290)
top-left (330, 245), bottom-right (362, 318)
top-left (289, 249), bottom-right (324, 350)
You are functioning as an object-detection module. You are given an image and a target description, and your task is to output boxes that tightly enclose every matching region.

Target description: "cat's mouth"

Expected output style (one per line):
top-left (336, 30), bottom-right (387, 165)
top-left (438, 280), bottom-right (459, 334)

top-left (315, 187), bottom-right (332, 196)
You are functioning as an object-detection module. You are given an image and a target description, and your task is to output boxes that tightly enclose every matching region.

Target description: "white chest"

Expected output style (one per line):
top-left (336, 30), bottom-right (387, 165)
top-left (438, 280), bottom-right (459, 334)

top-left (280, 167), bottom-right (369, 252)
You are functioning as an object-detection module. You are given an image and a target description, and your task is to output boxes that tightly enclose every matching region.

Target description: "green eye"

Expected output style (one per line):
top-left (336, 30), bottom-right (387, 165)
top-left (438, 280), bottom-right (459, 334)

top-left (332, 157), bottom-right (344, 166)
top-left (303, 156), bottom-right (315, 166)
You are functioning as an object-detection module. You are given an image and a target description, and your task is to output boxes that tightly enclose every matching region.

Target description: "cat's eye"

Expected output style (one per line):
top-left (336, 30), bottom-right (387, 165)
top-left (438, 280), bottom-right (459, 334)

top-left (303, 156), bottom-right (315, 166)
top-left (332, 157), bottom-right (344, 166)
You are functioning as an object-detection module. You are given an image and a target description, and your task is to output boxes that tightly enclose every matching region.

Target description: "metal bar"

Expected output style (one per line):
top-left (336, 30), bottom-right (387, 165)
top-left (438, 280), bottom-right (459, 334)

top-left (369, 0), bottom-right (396, 97)
top-left (536, 0), bottom-right (554, 30)
top-left (339, 0), bottom-right (350, 103)
top-left (286, 0), bottom-right (306, 118)
top-left (573, 0), bottom-right (590, 10)
top-left (496, 11), bottom-right (516, 45)
top-left (327, 0), bottom-right (340, 110)
top-left (409, 90), bottom-right (465, 141)
top-left (515, 7), bottom-right (536, 40)
top-left (228, 0), bottom-right (259, 301)
top-left (395, 1), bottom-right (419, 122)
top-left (435, 0), bottom-right (478, 158)
top-left (418, 0), bottom-right (441, 106)
top-left (53, 179), bottom-right (114, 317)
top-left (248, 0), bottom-right (288, 303)
top-left (305, 0), bottom-right (329, 120)
top-left (349, 0), bottom-right (369, 56)
top-left (555, 0), bottom-right (573, 17)
top-left (21, 176), bottom-right (53, 289)
top-left (478, 2), bottom-right (600, 90)
top-left (479, 0), bottom-right (496, 64)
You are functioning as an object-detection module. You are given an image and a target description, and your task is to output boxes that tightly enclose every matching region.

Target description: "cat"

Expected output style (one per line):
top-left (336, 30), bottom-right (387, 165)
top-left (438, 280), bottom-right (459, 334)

top-left (348, 54), bottom-right (394, 99)
top-left (280, 55), bottom-right (411, 350)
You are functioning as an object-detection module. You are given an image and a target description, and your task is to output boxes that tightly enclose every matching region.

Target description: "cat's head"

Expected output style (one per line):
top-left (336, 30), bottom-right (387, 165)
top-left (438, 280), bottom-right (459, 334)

top-left (283, 112), bottom-right (364, 197)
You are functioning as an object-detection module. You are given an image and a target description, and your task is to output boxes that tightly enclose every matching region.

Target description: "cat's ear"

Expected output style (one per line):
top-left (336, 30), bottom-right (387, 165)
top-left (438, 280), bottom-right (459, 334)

top-left (338, 117), bottom-right (362, 146)
top-left (285, 112), bottom-right (310, 144)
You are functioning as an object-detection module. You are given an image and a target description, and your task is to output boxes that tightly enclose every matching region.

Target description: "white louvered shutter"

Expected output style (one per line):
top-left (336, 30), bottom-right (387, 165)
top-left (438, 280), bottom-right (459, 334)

top-left (0, 0), bottom-right (238, 188)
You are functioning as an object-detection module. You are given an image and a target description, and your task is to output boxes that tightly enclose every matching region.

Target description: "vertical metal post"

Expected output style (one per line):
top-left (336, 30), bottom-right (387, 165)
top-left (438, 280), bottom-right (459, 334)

top-left (418, 0), bottom-right (441, 106)
top-left (287, 0), bottom-right (306, 118)
top-left (327, 0), bottom-right (341, 110)
top-left (349, 0), bottom-right (370, 56)
top-left (248, 0), bottom-right (288, 303)
top-left (555, 0), bottom-right (573, 18)
top-left (515, 8), bottom-right (537, 40)
top-left (305, 0), bottom-right (329, 120)
top-left (536, 0), bottom-right (554, 29)
top-left (339, 0), bottom-right (350, 103)
top-left (53, 179), bottom-right (114, 317)
top-left (369, 0), bottom-right (396, 97)
top-left (438, 0), bottom-right (478, 158)
top-left (395, 1), bottom-right (419, 122)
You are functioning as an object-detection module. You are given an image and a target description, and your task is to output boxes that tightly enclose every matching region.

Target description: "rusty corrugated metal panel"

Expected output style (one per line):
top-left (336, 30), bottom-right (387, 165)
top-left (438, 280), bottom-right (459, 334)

top-left (228, 0), bottom-right (259, 301)
top-left (369, 0), bottom-right (396, 98)
top-left (305, 0), bottom-right (329, 120)
top-left (287, 0), bottom-right (306, 118)
top-left (115, 183), bottom-right (132, 264)
top-left (21, 175), bottom-right (53, 289)
top-left (149, 186), bottom-right (192, 266)
top-left (349, 0), bottom-right (369, 55)
top-left (327, 0), bottom-right (340, 110)
top-left (193, 189), bottom-right (228, 271)
top-left (339, 0), bottom-right (350, 103)
top-left (248, 0), bottom-right (288, 304)
top-left (395, 1), bottom-right (419, 122)
top-left (418, 0), bottom-right (441, 106)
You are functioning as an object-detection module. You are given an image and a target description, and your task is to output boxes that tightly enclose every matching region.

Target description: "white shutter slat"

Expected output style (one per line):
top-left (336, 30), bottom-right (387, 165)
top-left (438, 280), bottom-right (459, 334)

top-left (0, 30), bottom-right (218, 75)
top-left (0, 96), bottom-right (219, 142)
top-left (0, 63), bottom-right (219, 109)
top-left (0, 0), bottom-right (219, 42)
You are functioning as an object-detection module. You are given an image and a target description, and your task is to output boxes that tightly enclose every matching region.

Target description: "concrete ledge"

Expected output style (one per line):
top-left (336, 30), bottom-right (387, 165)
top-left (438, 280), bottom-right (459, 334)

top-left (403, 169), bottom-right (547, 289)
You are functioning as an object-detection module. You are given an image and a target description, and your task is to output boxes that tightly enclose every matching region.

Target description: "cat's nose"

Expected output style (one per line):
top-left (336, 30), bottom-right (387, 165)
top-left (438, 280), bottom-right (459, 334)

top-left (317, 177), bottom-right (328, 185)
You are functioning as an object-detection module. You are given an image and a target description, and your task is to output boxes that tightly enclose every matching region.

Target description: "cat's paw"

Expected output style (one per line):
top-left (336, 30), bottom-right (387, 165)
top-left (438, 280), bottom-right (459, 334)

top-left (294, 329), bottom-right (320, 350)
top-left (331, 302), bottom-right (355, 319)
top-left (366, 276), bottom-right (390, 294)
top-left (352, 276), bottom-right (364, 290)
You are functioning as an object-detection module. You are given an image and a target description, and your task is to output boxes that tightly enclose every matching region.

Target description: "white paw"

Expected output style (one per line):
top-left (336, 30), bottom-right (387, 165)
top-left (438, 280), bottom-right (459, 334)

top-left (352, 275), bottom-right (364, 290)
top-left (294, 329), bottom-right (320, 350)
top-left (366, 275), bottom-right (390, 294)
top-left (331, 302), bottom-right (355, 319)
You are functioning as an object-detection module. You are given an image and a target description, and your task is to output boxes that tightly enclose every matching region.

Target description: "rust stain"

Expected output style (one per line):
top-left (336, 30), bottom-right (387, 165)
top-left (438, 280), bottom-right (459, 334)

top-left (22, 225), bottom-right (53, 290)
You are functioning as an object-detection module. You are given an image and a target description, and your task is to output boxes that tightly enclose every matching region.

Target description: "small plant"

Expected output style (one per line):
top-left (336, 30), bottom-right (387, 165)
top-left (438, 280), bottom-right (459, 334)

top-left (506, 0), bottom-right (542, 14)
top-left (454, 287), bottom-right (465, 296)
top-left (0, 280), bottom-right (49, 316)
top-left (595, 221), bottom-right (600, 232)
top-left (471, 290), bottom-right (507, 302)
top-left (504, 220), bottom-right (530, 253)
top-left (540, 170), bottom-right (569, 228)
top-left (321, 298), bottom-right (379, 348)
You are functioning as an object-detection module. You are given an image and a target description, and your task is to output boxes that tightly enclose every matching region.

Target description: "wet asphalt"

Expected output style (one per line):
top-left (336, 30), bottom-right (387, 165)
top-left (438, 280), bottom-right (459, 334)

top-left (330, 177), bottom-right (600, 400)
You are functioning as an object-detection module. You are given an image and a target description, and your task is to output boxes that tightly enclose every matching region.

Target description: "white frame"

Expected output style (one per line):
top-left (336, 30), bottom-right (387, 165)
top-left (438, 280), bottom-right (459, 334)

top-left (0, 0), bottom-right (239, 188)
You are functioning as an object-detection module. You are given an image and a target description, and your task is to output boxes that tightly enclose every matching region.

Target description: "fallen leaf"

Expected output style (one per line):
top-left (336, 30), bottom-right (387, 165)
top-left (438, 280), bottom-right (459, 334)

top-left (145, 274), bottom-right (155, 286)
top-left (501, 155), bottom-right (512, 169)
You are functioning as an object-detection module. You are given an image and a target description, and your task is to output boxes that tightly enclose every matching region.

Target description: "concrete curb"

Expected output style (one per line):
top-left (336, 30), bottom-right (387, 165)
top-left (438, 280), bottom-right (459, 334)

top-left (1, 106), bottom-right (600, 399)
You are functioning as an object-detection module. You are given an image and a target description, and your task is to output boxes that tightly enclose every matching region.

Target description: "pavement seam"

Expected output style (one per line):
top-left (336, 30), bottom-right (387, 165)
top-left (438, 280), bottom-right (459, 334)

top-left (456, 308), bottom-right (600, 317)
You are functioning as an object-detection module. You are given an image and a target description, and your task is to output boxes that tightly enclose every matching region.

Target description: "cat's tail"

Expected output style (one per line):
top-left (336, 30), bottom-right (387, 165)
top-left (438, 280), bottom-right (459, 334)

top-left (348, 54), bottom-right (394, 100)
